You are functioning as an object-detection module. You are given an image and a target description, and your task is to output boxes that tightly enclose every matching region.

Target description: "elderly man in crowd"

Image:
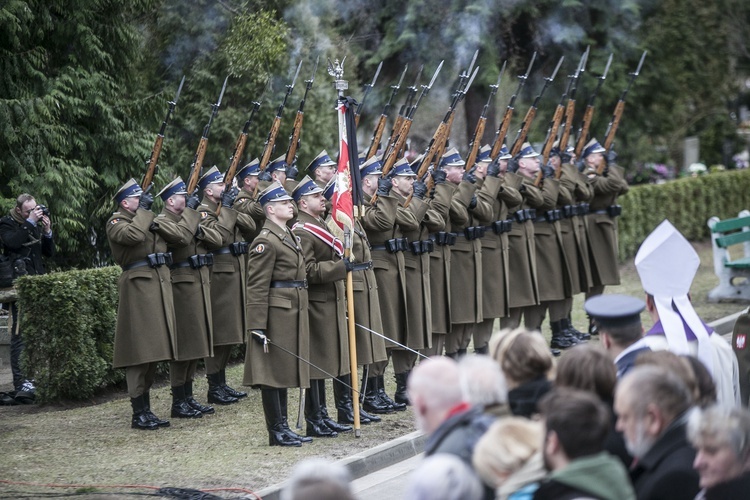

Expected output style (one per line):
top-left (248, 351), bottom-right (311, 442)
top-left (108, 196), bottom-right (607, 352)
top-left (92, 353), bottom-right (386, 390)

top-left (688, 405), bottom-right (750, 499)
top-left (615, 364), bottom-right (700, 499)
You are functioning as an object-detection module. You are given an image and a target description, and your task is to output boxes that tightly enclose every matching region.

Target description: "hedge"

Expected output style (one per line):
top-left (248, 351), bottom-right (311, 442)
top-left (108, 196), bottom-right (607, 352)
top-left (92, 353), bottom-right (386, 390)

top-left (618, 169), bottom-right (750, 259)
top-left (12, 169), bottom-right (750, 402)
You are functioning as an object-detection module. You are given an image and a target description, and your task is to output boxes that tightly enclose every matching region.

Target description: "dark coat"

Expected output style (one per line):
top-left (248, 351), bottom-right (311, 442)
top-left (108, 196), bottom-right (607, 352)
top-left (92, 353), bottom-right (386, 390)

top-left (559, 163), bottom-right (593, 292)
top-left (243, 219), bottom-right (310, 389)
top-left (508, 377), bottom-right (552, 418)
top-left (0, 211), bottom-right (55, 275)
top-left (698, 471), bottom-right (750, 499)
top-left (428, 182), bottom-right (456, 335)
top-left (293, 211), bottom-right (349, 379)
top-left (106, 208), bottom-right (175, 368)
top-left (586, 164), bottom-right (628, 287)
top-left (153, 208), bottom-right (222, 361)
top-left (630, 417), bottom-right (700, 500)
top-left (449, 180), bottom-right (483, 324)
top-left (532, 178), bottom-right (571, 302)
top-left (424, 405), bottom-right (494, 464)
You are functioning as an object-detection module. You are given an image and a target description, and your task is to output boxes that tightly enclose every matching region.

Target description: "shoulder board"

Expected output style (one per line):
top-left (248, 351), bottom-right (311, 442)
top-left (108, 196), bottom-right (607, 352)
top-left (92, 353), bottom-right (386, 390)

top-left (261, 229), bottom-right (270, 236)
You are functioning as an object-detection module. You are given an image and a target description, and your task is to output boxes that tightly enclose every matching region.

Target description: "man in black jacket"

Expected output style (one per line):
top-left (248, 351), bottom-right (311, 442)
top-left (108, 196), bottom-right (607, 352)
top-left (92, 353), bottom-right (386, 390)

top-left (0, 194), bottom-right (55, 403)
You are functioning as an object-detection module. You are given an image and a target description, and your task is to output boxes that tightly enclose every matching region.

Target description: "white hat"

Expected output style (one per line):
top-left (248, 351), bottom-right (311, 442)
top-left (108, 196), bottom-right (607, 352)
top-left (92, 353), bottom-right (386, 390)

top-left (635, 219), bottom-right (713, 371)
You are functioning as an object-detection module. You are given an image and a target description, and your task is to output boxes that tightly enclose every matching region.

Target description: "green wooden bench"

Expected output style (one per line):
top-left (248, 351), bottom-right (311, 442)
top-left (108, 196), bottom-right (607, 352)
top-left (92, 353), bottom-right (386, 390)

top-left (708, 211), bottom-right (750, 302)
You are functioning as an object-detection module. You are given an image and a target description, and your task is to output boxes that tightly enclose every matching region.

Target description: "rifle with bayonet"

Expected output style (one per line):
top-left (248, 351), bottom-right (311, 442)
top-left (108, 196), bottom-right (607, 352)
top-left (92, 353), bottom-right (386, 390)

top-left (386, 65), bottom-right (423, 153)
top-left (355, 61), bottom-right (382, 128)
top-left (142, 76), bottom-right (185, 191)
top-left (186, 76), bottom-right (229, 193)
top-left (573, 53), bottom-right (613, 159)
top-left (557, 47), bottom-right (589, 174)
top-left (490, 52), bottom-right (537, 160)
top-left (223, 101), bottom-right (261, 189)
top-left (366, 65), bottom-right (407, 159)
top-left (509, 55), bottom-right (564, 157)
top-left (433, 50), bottom-right (478, 163)
top-left (370, 61), bottom-right (443, 205)
top-left (253, 61), bottom-right (302, 196)
top-left (602, 50), bottom-right (647, 160)
top-left (466, 62), bottom-right (506, 171)
top-left (285, 57), bottom-right (319, 169)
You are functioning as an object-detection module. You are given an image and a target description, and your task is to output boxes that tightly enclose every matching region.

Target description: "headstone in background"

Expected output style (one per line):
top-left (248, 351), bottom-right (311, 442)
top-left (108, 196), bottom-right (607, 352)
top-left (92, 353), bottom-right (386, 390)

top-left (684, 136), bottom-right (700, 170)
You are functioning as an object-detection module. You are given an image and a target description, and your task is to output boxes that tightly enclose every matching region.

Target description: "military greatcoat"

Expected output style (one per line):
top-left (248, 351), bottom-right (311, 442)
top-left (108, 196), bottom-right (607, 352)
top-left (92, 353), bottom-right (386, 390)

top-left (361, 192), bottom-right (409, 345)
top-left (532, 178), bottom-right (571, 302)
top-left (200, 198), bottom-right (255, 346)
top-left (586, 164), bottom-right (629, 286)
top-left (428, 182), bottom-right (456, 335)
top-left (504, 173), bottom-right (544, 308)
top-left (559, 163), bottom-right (594, 292)
top-left (293, 211), bottom-right (349, 379)
top-left (243, 220), bottom-right (310, 389)
top-left (153, 208), bottom-right (222, 360)
top-left (106, 208), bottom-right (175, 368)
top-left (350, 209), bottom-right (388, 366)
top-left (449, 180), bottom-right (483, 324)
top-left (233, 188), bottom-right (265, 242)
top-left (474, 175), bottom-right (523, 319)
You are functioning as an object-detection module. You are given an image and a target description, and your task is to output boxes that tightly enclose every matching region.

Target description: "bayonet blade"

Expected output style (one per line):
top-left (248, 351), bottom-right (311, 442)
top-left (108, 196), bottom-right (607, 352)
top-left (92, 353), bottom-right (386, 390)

top-left (172, 75), bottom-right (186, 105)
top-left (370, 60), bottom-right (383, 87)
top-left (427, 60), bottom-right (444, 89)
top-left (601, 53), bottom-right (614, 80)
top-left (494, 60), bottom-right (507, 89)
top-left (412, 64), bottom-right (424, 88)
top-left (309, 56), bottom-right (320, 84)
top-left (395, 64), bottom-right (408, 89)
top-left (634, 50), bottom-right (647, 76)
top-left (463, 66), bottom-right (480, 94)
top-left (580, 46), bottom-right (590, 74)
top-left (523, 51), bottom-right (538, 79)
top-left (290, 60), bottom-right (303, 88)
top-left (549, 56), bottom-right (565, 81)
top-left (466, 49), bottom-right (479, 77)
top-left (216, 75), bottom-right (229, 108)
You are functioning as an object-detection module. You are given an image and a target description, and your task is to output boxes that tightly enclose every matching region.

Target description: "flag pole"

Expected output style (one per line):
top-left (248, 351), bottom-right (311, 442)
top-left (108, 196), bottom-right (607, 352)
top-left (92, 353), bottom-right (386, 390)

top-left (329, 59), bottom-right (361, 437)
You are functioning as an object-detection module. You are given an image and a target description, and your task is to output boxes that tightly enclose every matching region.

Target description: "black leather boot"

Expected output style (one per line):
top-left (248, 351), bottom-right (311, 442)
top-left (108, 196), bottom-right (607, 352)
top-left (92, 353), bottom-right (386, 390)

top-left (457, 348), bottom-right (468, 357)
top-left (171, 385), bottom-right (202, 418)
top-left (588, 315), bottom-right (599, 336)
top-left (562, 317), bottom-right (590, 341)
top-left (280, 389), bottom-right (312, 443)
top-left (362, 374), bottom-right (393, 414)
top-left (185, 380), bottom-right (214, 414)
top-left (131, 394), bottom-right (159, 430)
top-left (262, 388), bottom-right (301, 447)
top-left (445, 352), bottom-right (458, 359)
top-left (394, 372), bottom-right (411, 406)
top-left (207, 372), bottom-right (238, 405)
top-left (377, 375), bottom-right (405, 412)
top-left (305, 380), bottom-right (337, 438)
top-left (325, 377), bottom-right (352, 432)
top-left (550, 320), bottom-right (575, 349)
top-left (335, 375), bottom-right (372, 425)
top-left (220, 369), bottom-right (247, 399)
top-left (475, 344), bottom-right (489, 355)
top-left (143, 391), bottom-right (170, 427)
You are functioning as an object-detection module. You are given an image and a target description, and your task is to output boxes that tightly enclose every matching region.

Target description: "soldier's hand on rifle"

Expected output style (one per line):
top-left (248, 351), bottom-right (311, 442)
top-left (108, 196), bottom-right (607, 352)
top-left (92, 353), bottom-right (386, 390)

top-left (251, 329), bottom-right (269, 353)
top-left (138, 185), bottom-right (154, 211)
top-left (186, 189), bottom-right (201, 210)
top-left (221, 185), bottom-right (239, 208)
top-left (258, 170), bottom-right (273, 182)
top-left (463, 169), bottom-right (477, 184)
top-left (507, 158), bottom-right (520, 174)
top-left (606, 149), bottom-right (617, 165)
top-left (487, 161), bottom-right (501, 178)
top-left (412, 180), bottom-right (428, 200)
top-left (195, 226), bottom-right (204, 239)
top-left (377, 177), bottom-right (392, 196)
top-left (286, 164), bottom-right (299, 180)
top-left (468, 195), bottom-right (478, 209)
top-left (431, 169), bottom-right (447, 185)
top-left (542, 164), bottom-right (555, 179)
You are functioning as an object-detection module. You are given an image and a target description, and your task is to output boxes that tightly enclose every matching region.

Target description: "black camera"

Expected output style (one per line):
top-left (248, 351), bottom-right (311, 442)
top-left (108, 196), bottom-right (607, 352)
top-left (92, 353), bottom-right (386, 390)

top-left (37, 205), bottom-right (50, 217)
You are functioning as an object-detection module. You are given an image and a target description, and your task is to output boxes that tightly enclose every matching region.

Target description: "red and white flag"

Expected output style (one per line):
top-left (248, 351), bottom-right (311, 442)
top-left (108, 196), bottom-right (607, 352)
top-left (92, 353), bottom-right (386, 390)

top-left (330, 97), bottom-right (362, 239)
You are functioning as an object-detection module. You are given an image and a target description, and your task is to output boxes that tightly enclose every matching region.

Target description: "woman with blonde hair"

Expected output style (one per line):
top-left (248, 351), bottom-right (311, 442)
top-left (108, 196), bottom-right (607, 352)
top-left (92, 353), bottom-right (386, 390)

top-left (473, 417), bottom-right (546, 499)
top-left (489, 328), bottom-right (554, 418)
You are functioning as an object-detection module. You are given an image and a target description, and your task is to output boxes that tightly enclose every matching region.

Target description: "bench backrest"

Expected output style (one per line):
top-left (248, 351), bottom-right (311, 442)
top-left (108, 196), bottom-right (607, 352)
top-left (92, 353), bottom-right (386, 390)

top-left (711, 215), bottom-right (750, 249)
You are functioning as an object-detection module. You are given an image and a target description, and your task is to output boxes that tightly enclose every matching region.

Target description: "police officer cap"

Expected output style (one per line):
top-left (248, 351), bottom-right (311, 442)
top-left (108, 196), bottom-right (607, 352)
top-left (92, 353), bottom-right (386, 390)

top-left (198, 166), bottom-right (224, 190)
top-left (114, 178), bottom-right (143, 203)
top-left (584, 294), bottom-right (646, 329)
top-left (582, 138), bottom-right (606, 159)
top-left (258, 181), bottom-right (293, 206)
top-left (307, 150), bottom-right (336, 172)
top-left (476, 145), bottom-right (493, 163)
top-left (266, 155), bottom-right (288, 174)
top-left (236, 158), bottom-right (261, 181)
top-left (292, 175), bottom-right (324, 202)
top-left (157, 177), bottom-right (188, 201)
top-left (359, 156), bottom-right (383, 177)
top-left (439, 147), bottom-right (465, 169)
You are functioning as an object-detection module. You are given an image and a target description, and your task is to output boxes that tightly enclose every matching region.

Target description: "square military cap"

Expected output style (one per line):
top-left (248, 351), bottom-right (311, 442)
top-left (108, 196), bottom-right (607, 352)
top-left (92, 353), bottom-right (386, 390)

top-left (236, 158), bottom-right (261, 180)
top-left (323, 178), bottom-right (336, 201)
top-left (258, 181), bottom-right (293, 206)
top-left (439, 147), bottom-right (466, 168)
top-left (582, 138), bottom-right (606, 159)
top-left (498, 144), bottom-right (512, 160)
top-left (584, 294), bottom-right (645, 329)
top-left (307, 150), bottom-right (336, 172)
top-left (157, 176), bottom-right (188, 201)
top-left (476, 144), bottom-right (493, 163)
top-left (409, 153), bottom-right (424, 173)
top-left (360, 156), bottom-right (383, 177)
top-left (390, 157), bottom-right (416, 177)
top-left (198, 166), bottom-right (224, 190)
top-left (519, 142), bottom-right (540, 158)
top-left (114, 178), bottom-right (143, 203)
top-left (267, 154), bottom-right (288, 174)
top-left (292, 175), bottom-right (324, 202)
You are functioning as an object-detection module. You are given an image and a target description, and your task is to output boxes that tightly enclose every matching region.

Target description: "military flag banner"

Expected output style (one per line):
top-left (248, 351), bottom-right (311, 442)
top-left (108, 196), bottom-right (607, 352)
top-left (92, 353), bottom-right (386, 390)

top-left (330, 96), bottom-right (362, 241)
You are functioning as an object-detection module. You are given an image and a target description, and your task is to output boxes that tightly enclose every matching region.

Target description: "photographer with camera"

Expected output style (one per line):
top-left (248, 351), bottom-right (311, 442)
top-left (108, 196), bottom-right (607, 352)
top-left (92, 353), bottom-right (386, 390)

top-left (0, 193), bottom-right (55, 404)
